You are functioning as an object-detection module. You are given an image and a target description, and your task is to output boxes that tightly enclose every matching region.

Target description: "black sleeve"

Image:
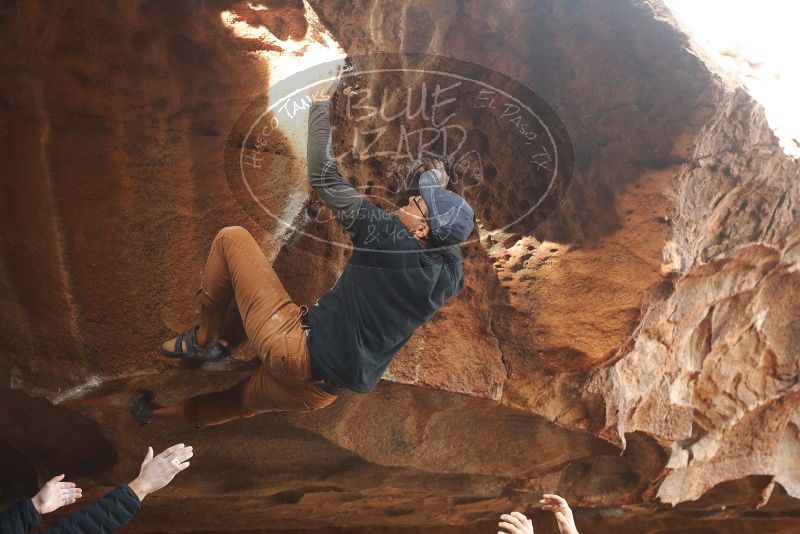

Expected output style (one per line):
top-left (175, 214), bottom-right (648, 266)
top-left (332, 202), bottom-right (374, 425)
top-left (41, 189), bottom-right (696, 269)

top-left (0, 499), bottom-right (40, 533)
top-left (41, 485), bottom-right (141, 534)
top-left (307, 101), bottom-right (367, 241)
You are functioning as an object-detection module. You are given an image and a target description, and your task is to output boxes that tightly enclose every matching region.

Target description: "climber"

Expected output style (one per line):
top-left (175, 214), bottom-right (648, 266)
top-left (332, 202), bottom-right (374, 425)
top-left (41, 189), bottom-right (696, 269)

top-left (0, 443), bottom-right (192, 533)
top-left (498, 494), bottom-right (580, 534)
top-left (131, 66), bottom-right (475, 427)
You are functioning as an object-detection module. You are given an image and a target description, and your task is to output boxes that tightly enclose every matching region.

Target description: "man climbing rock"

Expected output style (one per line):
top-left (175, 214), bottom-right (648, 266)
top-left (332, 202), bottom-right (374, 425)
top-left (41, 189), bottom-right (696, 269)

top-left (132, 69), bottom-right (474, 427)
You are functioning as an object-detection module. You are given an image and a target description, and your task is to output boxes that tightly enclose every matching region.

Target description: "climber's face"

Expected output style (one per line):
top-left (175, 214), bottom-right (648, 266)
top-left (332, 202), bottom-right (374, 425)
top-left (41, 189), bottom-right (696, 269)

top-left (396, 195), bottom-right (430, 240)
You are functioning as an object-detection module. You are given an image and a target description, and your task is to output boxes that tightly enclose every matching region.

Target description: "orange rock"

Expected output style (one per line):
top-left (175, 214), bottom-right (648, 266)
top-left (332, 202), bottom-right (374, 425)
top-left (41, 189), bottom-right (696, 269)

top-left (1, 0), bottom-right (799, 532)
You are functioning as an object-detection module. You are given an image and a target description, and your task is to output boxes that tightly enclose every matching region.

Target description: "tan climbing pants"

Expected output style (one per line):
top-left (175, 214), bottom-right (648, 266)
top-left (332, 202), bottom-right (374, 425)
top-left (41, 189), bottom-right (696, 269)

top-left (182, 226), bottom-right (337, 427)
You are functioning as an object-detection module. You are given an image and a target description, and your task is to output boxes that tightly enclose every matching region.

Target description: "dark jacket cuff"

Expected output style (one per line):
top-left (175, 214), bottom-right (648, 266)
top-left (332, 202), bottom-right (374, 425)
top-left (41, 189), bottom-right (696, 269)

top-left (119, 484), bottom-right (142, 509)
top-left (22, 498), bottom-right (42, 525)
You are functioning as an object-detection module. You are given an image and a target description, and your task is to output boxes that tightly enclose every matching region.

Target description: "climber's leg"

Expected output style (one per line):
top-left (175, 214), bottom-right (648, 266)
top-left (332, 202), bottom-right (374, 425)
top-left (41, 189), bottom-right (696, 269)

top-left (197, 305), bottom-right (226, 348)
top-left (151, 403), bottom-right (183, 422)
top-left (167, 307), bottom-right (337, 427)
top-left (149, 384), bottom-right (251, 427)
top-left (154, 226), bottom-right (337, 427)
top-left (159, 229), bottom-right (232, 356)
top-left (194, 226), bottom-right (296, 353)
top-left (160, 225), bottom-right (291, 355)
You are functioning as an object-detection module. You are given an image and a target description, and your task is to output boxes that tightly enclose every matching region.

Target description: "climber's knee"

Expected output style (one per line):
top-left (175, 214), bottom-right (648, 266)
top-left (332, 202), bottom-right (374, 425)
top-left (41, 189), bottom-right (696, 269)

top-left (216, 225), bottom-right (250, 242)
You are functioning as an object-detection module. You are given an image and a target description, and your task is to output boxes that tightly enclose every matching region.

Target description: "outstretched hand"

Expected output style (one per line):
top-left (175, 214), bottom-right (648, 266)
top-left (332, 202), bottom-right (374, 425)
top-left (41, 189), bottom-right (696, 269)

top-left (540, 494), bottom-right (579, 534)
top-left (31, 474), bottom-right (82, 515)
top-left (498, 511), bottom-right (534, 534)
top-left (128, 444), bottom-right (192, 502)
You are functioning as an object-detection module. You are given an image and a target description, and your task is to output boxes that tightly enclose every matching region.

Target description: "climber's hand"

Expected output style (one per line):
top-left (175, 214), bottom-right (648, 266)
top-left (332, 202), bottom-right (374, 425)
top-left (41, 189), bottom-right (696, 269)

top-left (31, 474), bottom-right (83, 515)
top-left (498, 511), bottom-right (534, 534)
top-left (540, 494), bottom-right (579, 534)
top-left (418, 158), bottom-right (449, 188)
top-left (128, 444), bottom-right (192, 502)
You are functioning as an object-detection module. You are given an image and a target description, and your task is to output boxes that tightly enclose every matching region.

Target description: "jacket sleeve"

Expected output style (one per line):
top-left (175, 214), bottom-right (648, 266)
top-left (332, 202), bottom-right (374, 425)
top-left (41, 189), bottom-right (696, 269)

top-left (307, 101), bottom-right (366, 241)
top-left (0, 499), bottom-right (41, 533)
top-left (41, 485), bottom-right (141, 534)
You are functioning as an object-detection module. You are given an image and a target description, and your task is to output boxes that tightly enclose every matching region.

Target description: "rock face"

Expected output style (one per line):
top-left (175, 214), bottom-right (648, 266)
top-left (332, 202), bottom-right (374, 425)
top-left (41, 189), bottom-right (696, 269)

top-left (1, 0), bottom-right (799, 532)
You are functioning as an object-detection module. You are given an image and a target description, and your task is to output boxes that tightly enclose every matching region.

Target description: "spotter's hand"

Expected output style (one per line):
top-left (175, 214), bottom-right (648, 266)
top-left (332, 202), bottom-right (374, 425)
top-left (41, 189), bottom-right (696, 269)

top-left (540, 494), bottom-right (579, 534)
top-left (498, 511), bottom-right (534, 534)
top-left (128, 444), bottom-right (193, 502)
top-left (31, 474), bottom-right (83, 515)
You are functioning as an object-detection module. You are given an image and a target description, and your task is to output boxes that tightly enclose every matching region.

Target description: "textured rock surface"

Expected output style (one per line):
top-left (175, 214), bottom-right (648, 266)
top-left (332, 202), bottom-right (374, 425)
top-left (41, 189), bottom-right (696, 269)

top-left (1, 0), bottom-right (799, 532)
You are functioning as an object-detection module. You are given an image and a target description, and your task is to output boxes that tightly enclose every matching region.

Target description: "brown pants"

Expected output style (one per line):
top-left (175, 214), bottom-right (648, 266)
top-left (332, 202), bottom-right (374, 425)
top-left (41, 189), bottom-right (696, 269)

top-left (182, 226), bottom-right (337, 427)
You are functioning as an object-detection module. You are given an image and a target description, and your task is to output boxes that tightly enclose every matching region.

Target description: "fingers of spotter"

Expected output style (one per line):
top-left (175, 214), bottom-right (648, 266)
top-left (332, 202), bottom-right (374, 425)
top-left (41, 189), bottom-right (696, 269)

top-left (61, 487), bottom-right (82, 504)
top-left (510, 512), bottom-right (529, 523)
top-left (500, 514), bottom-right (524, 528)
top-left (540, 494), bottom-right (571, 517)
top-left (159, 443), bottom-right (186, 458)
top-left (541, 494), bottom-right (567, 506)
top-left (165, 449), bottom-right (193, 468)
top-left (499, 513), bottom-right (529, 534)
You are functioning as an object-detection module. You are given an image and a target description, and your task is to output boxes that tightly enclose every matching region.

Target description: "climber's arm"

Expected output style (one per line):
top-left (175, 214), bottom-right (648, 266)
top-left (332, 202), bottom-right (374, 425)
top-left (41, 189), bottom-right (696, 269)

top-left (307, 100), bottom-right (365, 241)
